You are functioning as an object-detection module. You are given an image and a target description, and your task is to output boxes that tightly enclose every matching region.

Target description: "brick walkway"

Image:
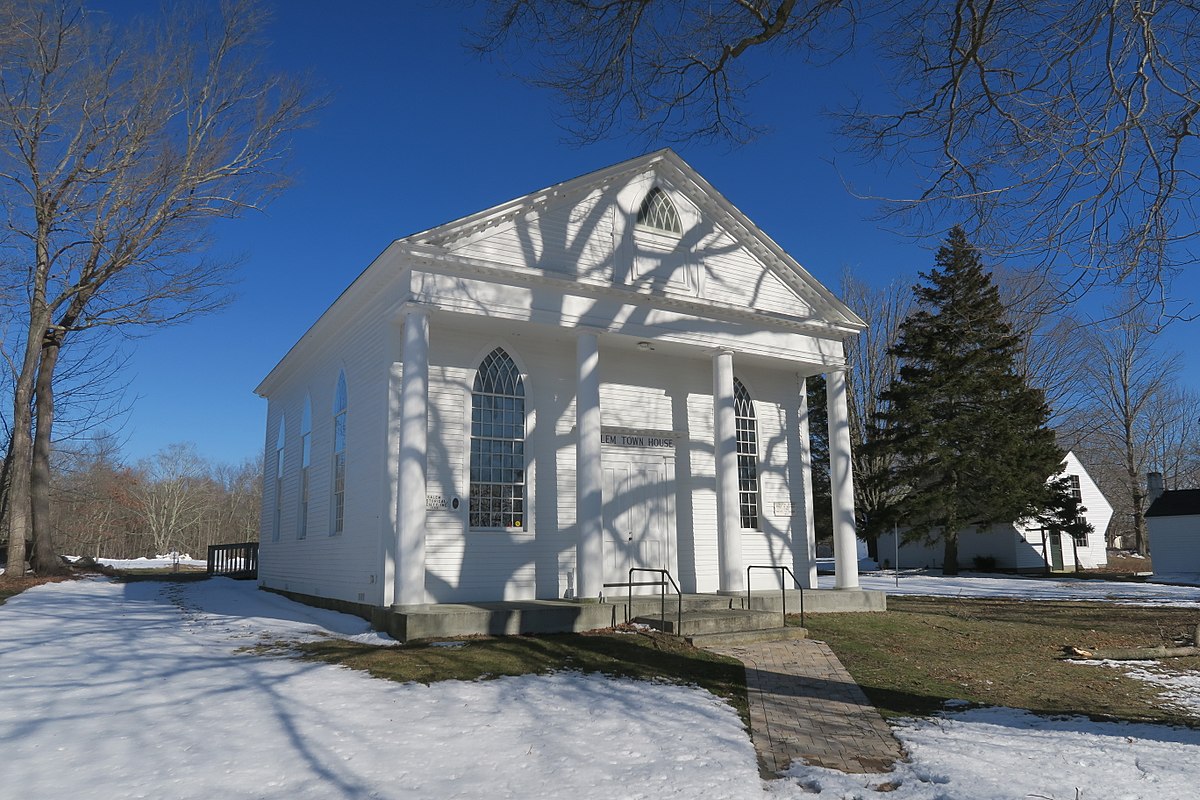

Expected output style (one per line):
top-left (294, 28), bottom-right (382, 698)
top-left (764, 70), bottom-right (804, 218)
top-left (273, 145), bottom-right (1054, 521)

top-left (707, 639), bottom-right (904, 777)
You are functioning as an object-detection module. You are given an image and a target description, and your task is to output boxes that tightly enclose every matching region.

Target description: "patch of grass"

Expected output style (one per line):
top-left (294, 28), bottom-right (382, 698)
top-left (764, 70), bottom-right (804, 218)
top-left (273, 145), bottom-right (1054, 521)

top-left (802, 596), bottom-right (1200, 725)
top-left (296, 629), bottom-right (750, 725)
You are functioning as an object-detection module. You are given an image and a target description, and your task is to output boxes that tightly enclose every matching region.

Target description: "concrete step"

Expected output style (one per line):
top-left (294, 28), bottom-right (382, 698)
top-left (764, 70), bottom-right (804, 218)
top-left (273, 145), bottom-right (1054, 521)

top-left (634, 608), bottom-right (780, 636)
top-left (609, 594), bottom-right (736, 618)
top-left (687, 626), bottom-right (808, 647)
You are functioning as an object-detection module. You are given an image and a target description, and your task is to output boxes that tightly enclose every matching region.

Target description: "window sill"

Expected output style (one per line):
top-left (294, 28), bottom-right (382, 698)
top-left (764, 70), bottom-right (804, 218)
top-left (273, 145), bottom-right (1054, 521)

top-left (469, 527), bottom-right (533, 534)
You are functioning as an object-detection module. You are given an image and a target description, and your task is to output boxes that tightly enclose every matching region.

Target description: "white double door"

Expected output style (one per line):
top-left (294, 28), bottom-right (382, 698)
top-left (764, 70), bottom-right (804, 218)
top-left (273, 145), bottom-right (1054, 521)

top-left (601, 452), bottom-right (676, 595)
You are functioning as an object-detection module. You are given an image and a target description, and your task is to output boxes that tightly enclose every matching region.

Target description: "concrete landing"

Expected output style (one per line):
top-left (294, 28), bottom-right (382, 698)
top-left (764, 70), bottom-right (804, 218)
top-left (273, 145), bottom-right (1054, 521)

top-left (706, 639), bottom-right (904, 777)
top-left (378, 599), bottom-right (623, 641)
top-left (745, 588), bottom-right (886, 616)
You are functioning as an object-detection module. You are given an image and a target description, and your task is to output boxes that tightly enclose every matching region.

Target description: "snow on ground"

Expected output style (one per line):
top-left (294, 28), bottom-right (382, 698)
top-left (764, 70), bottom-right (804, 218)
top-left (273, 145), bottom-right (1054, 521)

top-left (790, 706), bottom-right (1200, 799)
top-left (4, 577), bottom-right (1200, 798)
top-left (1080, 659), bottom-right (1200, 720)
top-left (61, 553), bottom-right (210, 570)
top-left (848, 569), bottom-right (1200, 606)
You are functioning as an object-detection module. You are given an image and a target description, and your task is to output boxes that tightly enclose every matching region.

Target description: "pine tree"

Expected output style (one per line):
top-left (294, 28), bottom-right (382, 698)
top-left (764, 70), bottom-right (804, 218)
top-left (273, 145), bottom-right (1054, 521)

top-left (877, 227), bottom-right (1064, 574)
top-left (805, 375), bottom-right (833, 545)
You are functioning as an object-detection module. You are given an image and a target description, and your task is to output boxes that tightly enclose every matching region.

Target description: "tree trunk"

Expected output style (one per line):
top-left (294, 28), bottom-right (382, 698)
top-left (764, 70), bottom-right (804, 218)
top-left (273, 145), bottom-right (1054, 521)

top-left (6, 317), bottom-right (47, 577)
top-left (942, 477), bottom-right (961, 575)
top-left (942, 530), bottom-right (960, 576)
top-left (30, 336), bottom-right (68, 575)
top-left (6, 395), bottom-right (35, 578)
top-left (1123, 422), bottom-right (1148, 555)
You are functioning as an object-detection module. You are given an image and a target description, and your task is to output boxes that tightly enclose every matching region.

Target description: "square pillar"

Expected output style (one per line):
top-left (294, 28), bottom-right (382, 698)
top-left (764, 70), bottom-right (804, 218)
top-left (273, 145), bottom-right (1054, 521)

top-left (395, 307), bottom-right (428, 606)
top-left (575, 331), bottom-right (604, 599)
top-left (713, 349), bottom-right (744, 593)
top-left (826, 368), bottom-right (860, 589)
top-left (795, 375), bottom-right (818, 589)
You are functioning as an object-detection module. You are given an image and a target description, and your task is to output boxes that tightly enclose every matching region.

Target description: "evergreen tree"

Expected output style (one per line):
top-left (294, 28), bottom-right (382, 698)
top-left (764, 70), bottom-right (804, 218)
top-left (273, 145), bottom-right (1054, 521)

top-left (877, 227), bottom-right (1064, 574)
top-left (806, 375), bottom-right (832, 544)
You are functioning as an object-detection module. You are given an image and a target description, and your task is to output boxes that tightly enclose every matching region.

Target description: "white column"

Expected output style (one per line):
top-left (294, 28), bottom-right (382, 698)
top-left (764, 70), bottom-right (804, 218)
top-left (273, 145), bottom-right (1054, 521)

top-left (713, 349), bottom-right (744, 593)
top-left (575, 331), bottom-right (604, 599)
top-left (395, 307), bottom-right (429, 606)
top-left (826, 368), bottom-right (860, 589)
top-left (796, 375), bottom-right (818, 589)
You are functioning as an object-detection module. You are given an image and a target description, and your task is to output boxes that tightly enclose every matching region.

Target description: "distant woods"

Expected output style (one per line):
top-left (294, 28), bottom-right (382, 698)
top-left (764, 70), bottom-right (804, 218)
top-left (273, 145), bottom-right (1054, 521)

top-left (47, 437), bottom-right (261, 561)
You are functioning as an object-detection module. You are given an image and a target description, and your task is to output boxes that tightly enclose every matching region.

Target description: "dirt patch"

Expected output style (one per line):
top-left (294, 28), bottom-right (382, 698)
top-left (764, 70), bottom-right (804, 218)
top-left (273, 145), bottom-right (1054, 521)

top-left (1101, 550), bottom-right (1153, 574)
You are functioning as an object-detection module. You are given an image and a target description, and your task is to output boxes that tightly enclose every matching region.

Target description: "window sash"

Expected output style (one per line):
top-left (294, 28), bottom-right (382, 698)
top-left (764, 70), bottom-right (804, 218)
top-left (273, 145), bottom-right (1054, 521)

top-left (470, 349), bottom-right (526, 530)
top-left (733, 380), bottom-right (760, 530)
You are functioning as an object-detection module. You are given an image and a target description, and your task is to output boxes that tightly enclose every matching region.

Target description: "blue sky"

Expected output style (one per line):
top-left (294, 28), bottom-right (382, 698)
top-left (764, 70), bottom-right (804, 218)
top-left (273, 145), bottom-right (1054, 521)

top-left (107, 1), bottom-right (1199, 467)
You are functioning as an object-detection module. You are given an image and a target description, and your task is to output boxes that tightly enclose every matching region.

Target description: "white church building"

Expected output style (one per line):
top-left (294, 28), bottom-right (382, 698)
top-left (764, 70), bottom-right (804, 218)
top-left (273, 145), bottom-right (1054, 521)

top-left (255, 150), bottom-right (866, 616)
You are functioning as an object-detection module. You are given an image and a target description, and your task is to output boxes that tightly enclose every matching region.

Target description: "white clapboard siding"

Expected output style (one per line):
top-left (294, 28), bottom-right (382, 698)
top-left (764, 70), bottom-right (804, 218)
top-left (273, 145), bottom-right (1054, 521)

top-left (447, 191), bottom-right (615, 283)
top-left (732, 369), bottom-right (787, 589)
top-left (698, 233), bottom-right (812, 318)
top-left (259, 284), bottom-right (397, 606)
top-left (1068, 451), bottom-right (1113, 569)
top-left (1149, 515), bottom-right (1200, 573)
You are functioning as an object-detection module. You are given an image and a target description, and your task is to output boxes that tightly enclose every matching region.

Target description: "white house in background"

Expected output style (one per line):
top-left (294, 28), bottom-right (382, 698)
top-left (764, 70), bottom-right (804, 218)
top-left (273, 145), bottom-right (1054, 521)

top-left (254, 150), bottom-right (867, 612)
top-left (877, 451), bottom-right (1113, 573)
top-left (1146, 475), bottom-right (1200, 578)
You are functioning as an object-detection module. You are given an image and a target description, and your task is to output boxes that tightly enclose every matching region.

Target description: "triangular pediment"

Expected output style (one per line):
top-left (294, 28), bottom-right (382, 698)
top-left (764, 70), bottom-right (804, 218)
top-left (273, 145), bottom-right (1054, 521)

top-left (404, 150), bottom-right (864, 334)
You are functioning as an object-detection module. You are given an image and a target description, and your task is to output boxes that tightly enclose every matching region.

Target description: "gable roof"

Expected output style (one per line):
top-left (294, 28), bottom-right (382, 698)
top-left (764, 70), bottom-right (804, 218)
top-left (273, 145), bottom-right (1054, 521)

top-left (402, 148), bottom-right (866, 333)
top-left (1146, 489), bottom-right (1200, 518)
top-left (256, 150), bottom-right (865, 396)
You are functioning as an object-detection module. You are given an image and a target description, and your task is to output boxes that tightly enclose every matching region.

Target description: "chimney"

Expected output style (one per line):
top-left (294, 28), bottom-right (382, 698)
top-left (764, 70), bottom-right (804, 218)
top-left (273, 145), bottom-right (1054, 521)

top-left (1147, 472), bottom-right (1165, 505)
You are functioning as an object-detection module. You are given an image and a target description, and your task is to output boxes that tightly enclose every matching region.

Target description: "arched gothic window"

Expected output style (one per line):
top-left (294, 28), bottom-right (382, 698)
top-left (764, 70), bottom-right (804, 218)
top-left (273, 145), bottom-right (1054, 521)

top-left (635, 187), bottom-right (682, 234)
top-left (331, 371), bottom-right (348, 535)
top-left (734, 379), bottom-right (760, 530)
top-left (469, 348), bottom-right (525, 529)
top-left (272, 419), bottom-right (285, 542)
top-left (298, 396), bottom-right (312, 540)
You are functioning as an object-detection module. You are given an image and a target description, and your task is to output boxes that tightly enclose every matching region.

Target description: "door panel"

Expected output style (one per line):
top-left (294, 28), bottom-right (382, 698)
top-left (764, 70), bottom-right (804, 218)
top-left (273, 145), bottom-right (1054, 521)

top-left (601, 454), bottom-right (673, 595)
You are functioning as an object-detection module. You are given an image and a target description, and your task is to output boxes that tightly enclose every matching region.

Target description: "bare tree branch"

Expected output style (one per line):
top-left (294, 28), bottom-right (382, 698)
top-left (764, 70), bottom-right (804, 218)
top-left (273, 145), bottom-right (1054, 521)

top-left (474, 1), bottom-right (1200, 309)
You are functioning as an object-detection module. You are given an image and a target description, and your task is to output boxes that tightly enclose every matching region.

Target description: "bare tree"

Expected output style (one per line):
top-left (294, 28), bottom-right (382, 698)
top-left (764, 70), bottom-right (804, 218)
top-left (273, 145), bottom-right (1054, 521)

top-left (209, 456), bottom-right (263, 545)
top-left (840, 270), bottom-right (911, 549)
top-left (49, 430), bottom-right (140, 558)
top-left (475, 1), bottom-right (1200, 309)
top-left (0, 0), bottom-right (316, 575)
top-left (991, 266), bottom-right (1092, 426)
top-left (1145, 386), bottom-right (1200, 491)
top-left (1077, 301), bottom-right (1181, 553)
top-left (129, 443), bottom-right (210, 557)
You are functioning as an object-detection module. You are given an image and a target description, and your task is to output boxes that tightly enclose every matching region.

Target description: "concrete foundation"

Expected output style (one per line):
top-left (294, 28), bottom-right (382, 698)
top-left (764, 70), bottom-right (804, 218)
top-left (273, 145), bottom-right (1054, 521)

top-left (372, 588), bottom-right (886, 643)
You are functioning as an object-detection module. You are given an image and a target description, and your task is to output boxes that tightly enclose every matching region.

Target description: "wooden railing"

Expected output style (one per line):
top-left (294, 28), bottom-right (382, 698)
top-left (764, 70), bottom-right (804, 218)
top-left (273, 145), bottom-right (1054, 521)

top-left (207, 542), bottom-right (259, 579)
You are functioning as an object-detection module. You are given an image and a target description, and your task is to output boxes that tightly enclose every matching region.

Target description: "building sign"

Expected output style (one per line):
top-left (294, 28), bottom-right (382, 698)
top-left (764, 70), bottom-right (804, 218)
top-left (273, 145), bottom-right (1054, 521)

top-left (426, 495), bottom-right (460, 511)
top-left (773, 502), bottom-right (794, 517)
top-left (600, 428), bottom-right (678, 449)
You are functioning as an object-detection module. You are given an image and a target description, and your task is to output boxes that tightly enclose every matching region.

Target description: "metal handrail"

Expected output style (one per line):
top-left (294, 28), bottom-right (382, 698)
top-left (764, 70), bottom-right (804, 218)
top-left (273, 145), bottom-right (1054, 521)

top-left (746, 565), bottom-right (805, 628)
top-left (611, 568), bottom-right (682, 634)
